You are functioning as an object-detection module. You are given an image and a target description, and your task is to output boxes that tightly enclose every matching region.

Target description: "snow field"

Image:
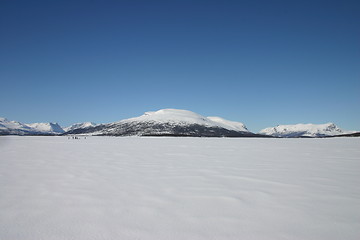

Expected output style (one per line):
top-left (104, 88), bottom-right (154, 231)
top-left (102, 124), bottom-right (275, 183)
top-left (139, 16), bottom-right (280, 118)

top-left (0, 136), bottom-right (359, 240)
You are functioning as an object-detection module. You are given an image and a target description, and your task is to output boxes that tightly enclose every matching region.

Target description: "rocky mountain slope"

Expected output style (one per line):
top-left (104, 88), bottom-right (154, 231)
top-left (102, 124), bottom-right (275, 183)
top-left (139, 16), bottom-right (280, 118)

top-left (63, 122), bottom-right (97, 132)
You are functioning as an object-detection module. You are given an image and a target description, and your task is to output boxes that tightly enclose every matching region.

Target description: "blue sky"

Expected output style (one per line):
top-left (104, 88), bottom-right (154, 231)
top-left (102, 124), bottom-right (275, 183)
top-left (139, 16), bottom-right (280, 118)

top-left (0, 0), bottom-right (359, 132)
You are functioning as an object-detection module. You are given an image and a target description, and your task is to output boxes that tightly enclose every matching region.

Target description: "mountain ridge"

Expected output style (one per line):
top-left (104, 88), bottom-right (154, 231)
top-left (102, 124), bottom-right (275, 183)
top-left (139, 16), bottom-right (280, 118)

top-left (259, 123), bottom-right (352, 138)
top-left (1, 109), bottom-right (357, 137)
top-left (0, 118), bottom-right (64, 135)
top-left (63, 122), bottom-right (98, 132)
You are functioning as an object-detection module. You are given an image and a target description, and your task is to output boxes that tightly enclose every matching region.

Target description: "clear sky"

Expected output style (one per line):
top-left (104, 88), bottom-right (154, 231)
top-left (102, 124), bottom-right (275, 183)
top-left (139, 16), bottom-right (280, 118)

top-left (1, 0), bottom-right (359, 132)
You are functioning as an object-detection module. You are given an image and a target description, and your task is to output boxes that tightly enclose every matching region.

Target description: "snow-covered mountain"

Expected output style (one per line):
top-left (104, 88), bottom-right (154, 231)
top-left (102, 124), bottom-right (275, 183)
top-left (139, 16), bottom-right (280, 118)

top-left (120, 109), bottom-right (249, 131)
top-left (0, 117), bottom-right (34, 135)
top-left (2, 112), bottom-right (356, 138)
top-left (259, 123), bottom-right (348, 138)
top-left (63, 122), bottom-right (97, 132)
top-left (0, 117), bottom-right (64, 135)
top-left (26, 122), bottom-right (64, 134)
top-left (66, 109), bottom-right (256, 137)
top-left (206, 116), bottom-right (248, 132)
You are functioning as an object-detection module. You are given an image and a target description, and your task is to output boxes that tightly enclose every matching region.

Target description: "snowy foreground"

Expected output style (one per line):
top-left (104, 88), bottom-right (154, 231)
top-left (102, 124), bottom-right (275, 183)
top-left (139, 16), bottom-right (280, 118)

top-left (1, 136), bottom-right (359, 240)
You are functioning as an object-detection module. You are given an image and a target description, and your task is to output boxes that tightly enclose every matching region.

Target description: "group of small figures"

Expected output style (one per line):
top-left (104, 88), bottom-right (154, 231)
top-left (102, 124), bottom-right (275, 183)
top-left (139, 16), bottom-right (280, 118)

top-left (68, 136), bottom-right (86, 139)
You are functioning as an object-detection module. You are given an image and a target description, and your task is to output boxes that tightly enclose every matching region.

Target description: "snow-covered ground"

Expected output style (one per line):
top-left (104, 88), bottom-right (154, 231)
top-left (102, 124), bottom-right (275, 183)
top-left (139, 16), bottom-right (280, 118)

top-left (0, 136), bottom-right (359, 240)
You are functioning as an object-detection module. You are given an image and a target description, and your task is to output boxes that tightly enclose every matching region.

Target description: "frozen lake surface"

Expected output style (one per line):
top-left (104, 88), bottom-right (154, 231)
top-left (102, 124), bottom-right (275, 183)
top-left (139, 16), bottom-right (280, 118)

top-left (1, 136), bottom-right (359, 239)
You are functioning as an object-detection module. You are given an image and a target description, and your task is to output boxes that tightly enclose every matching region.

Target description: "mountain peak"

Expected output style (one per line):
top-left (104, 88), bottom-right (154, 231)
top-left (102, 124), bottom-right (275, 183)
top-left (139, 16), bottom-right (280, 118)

top-left (134, 109), bottom-right (208, 123)
top-left (121, 109), bottom-right (248, 131)
top-left (0, 117), bottom-right (8, 122)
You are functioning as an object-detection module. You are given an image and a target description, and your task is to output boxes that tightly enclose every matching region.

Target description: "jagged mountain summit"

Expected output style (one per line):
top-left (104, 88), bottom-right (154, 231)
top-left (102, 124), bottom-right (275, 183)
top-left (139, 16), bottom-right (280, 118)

top-left (0, 117), bottom-right (64, 135)
top-left (63, 122), bottom-right (97, 132)
top-left (259, 123), bottom-right (349, 138)
top-left (66, 109), bottom-right (257, 137)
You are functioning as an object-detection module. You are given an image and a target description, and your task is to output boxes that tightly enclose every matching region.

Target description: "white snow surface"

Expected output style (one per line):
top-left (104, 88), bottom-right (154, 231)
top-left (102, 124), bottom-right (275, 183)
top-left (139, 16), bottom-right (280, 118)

top-left (259, 123), bottom-right (347, 137)
top-left (120, 109), bottom-right (249, 132)
top-left (1, 136), bottom-right (359, 240)
top-left (63, 122), bottom-right (97, 132)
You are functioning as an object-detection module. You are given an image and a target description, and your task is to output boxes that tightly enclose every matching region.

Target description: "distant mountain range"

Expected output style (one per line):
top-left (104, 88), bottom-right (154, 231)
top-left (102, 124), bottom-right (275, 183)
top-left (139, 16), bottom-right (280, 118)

top-left (259, 123), bottom-right (352, 138)
top-left (1, 109), bottom-right (357, 137)
top-left (0, 117), bottom-right (64, 135)
top-left (0, 118), bottom-right (98, 136)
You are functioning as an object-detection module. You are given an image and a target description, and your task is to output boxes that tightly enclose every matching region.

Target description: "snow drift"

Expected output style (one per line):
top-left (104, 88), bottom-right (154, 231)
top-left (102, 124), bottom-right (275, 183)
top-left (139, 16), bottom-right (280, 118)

top-left (1, 136), bottom-right (359, 240)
